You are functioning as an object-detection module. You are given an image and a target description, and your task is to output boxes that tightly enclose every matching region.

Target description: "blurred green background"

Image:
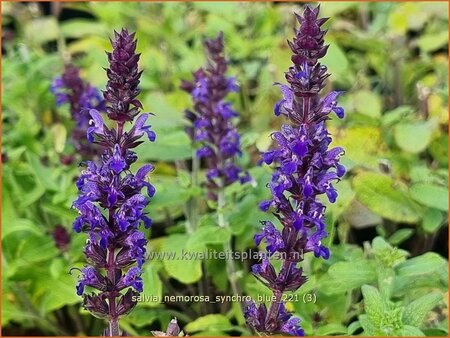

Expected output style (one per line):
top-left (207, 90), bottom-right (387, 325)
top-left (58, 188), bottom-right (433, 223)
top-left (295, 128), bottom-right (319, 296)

top-left (1, 1), bottom-right (449, 336)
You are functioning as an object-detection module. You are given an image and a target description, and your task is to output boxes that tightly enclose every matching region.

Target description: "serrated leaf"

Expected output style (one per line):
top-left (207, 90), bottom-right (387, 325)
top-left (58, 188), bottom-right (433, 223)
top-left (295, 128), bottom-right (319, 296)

top-left (403, 292), bottom-right (442, 326)
top-left (358, 314), bottom-right (377, 336)
top-left (361, 285), bottom-right (384, 321)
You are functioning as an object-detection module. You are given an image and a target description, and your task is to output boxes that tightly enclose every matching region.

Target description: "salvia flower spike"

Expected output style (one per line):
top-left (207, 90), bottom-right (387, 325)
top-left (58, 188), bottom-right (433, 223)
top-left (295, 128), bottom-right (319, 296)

top-left (72, 29), bottom-right (156, 336)
top-left (181, 32), bottom-right (250, 200)
top-left (245, 6), bottom-right (345, 336)
top-left (51, 64), bottom-right (105, 157)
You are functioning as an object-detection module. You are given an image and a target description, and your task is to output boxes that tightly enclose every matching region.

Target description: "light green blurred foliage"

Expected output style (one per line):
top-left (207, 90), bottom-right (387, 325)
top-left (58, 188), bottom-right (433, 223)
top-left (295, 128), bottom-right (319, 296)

top-left (1, 1), bottom-right (448, 336)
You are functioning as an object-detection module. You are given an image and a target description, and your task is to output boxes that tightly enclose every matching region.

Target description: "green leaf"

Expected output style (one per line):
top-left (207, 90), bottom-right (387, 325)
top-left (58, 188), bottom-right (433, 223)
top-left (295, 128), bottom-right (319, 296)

top-left (49, 258), bottom-right (64, 279)
top-left (358, 314), bottom-right (377, 336)
top-left (376, 266), bottom-right (396, 300)
top-left (331, 126), bottom-right (384, 169)
top-left (125, 307), bottom-right (161, 328)
top-left (148, 175), bottom-right (190, 222)
top-left (135, 130), bottom-right (191, 161)
top-left (353, 90), bottom-right (382, 119)
top-left (403, 292), bottom-right (442, 327)
top-left (39, 272), bottom-right (80, 313)
top-left (388, 228), bottom-right (415, 246)
top-left (347, 320), bottom-right (362, 335)
top-left (314, 323), bottom-right (347, 335)
top-left (410, 183), bottom-right (448, 211)
top-left (326, 179), bottom-right (355, 223)
top-left (140, 263), bottom-right (163, 307)
top-left (395, 325), bottom-right (425, 336)
top-left (361, 285), bottom-right (384, 322)
top-left (353, 172), bottom-right (421, 223)
top-left (24, 17), bottom-right (59, 45)
top-left (61, 19), bottom-right (107, 38)
top-left (429, 134), bottom-right (448, 166)
top-left (185, 314), bottom-right (232, 333)
top-left (418, 31), bottom-right (448, 53)
top-left (396, 252), bottom-right (447, 277)
top-left (187, 225), bottom-right (231, 250)
top-left (26, 153), bottom-right (59, 191)
top-left (228, 194), bottom-right (260, 235)
top-left (50, 123), bottom-right (67, 153)
top-left (1, 218), bottom-right (43, 239)
top-left (320, 260), bottom-right (377, 294)
top-left (41, 203), bottom-right (78, 222)
top-left (372, 236), bottom-right (408, 268)
top-left (161, 234), bottom-right (202, 284)
top-left (394, 121), bottom-right (435, 154)
top-left (422, 208), bottom-right (444, 233)
top-left (321, 38), bottom-right (351, 85)
top-left (17, 234), bottom-right (59, 264)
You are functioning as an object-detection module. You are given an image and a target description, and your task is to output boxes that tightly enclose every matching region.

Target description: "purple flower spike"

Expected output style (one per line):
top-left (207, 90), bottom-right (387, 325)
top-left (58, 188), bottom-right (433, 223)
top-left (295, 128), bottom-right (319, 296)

top-left (181, 32), bottom-right (251, 197)
top-left (72, 29), bottom-right (155, 336)
top-left (245, 6), bottom-right (345, 336)
top-left (51, 64), bottom-right (105, 157)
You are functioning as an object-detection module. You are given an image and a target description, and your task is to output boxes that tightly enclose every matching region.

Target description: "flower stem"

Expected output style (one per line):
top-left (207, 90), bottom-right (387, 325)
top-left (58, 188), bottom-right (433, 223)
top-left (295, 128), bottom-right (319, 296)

top-left (266, 260), bottom-right (292, 328)
top-left (107, 210), bottom-right (120, 337)
top-left (217, 181), bottom-right (243, 312)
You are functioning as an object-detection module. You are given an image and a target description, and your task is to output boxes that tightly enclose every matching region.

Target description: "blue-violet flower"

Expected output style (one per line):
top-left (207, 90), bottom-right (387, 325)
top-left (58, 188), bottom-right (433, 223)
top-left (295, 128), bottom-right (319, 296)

top-left (181, 32), bottom-right (250, 200)
top-left (245, 6), bottom-right (345, 336)
top-left (72, 29), bottom-right (156, 336)
top-left (51, 64), bottom-right (105, 157)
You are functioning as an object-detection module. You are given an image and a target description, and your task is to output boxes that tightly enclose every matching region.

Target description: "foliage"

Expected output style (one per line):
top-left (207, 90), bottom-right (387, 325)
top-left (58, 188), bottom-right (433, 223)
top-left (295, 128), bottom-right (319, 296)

top-left (1, 1), bottom-right (448, 336)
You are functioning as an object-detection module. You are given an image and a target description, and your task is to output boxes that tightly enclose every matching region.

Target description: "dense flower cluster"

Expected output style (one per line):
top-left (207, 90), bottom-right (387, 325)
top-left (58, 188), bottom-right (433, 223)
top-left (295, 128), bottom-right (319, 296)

top-left (245, 6), bottom-right (345, 336)
top-left (181, 32), bottom-right (250, 199)
top-left (72, 29), bottom-right (156, 336)
top-left (51, 64), bottom-right (105, 157)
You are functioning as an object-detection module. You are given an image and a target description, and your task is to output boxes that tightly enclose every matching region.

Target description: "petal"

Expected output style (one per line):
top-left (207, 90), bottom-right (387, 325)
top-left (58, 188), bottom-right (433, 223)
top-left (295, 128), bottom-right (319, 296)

top-left (136, 164), bottom-right (154, 181)
top-left (259, 200), bottom-right (272, 212)
top-left (292, 140), bottom-right (308, 157)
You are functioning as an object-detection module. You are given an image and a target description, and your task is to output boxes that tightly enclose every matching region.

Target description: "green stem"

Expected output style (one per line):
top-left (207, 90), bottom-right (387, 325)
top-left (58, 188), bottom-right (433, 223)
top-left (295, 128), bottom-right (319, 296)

top-left (106, 244), bottom-right (120, 336)
top-left (190, 153), bottom-right (200, 231)
top-left (217, 181), bottom-right (243, 312)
